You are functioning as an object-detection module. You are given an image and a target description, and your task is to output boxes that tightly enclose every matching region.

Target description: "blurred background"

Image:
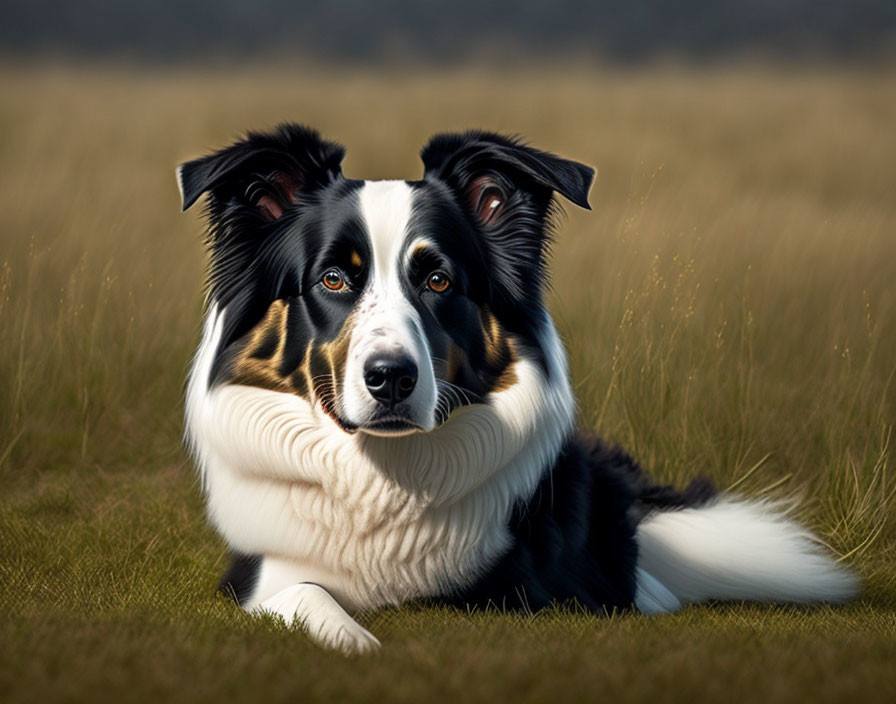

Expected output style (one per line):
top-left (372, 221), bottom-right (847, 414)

top-left (1, 3), bottom-right (895, 703)
top-left (3, 0), bottom-right (895, 63)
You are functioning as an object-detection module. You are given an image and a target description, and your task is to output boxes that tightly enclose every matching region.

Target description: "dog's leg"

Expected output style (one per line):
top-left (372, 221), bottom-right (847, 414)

top-left (250, 583), bottom-right (381, 655)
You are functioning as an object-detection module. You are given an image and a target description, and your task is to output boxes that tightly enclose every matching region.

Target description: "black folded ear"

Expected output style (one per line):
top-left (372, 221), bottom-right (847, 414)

top-left (176, 123), bottom-right (345, 221)
top-left (420, 130), bottom-right (594, 215)
top-left (420, 131), bottom-right (594, 308)
top-left (177, 125), bottom-right (345, 344)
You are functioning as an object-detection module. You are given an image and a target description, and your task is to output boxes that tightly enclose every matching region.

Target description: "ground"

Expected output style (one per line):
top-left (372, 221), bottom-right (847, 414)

top-left (1, 64), bottom-right (894, 703)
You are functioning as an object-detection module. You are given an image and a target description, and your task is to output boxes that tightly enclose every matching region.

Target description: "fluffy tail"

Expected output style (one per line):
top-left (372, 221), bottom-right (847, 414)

top-left (633, 496), bottom-right (860, 614)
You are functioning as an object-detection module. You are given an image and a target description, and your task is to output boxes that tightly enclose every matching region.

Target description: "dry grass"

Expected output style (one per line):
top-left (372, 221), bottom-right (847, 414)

top-left (1, 63), bottom-right (895, 703)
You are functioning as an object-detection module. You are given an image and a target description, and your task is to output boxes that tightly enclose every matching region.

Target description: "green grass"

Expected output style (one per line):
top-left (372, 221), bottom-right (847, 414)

top-left (1, 63), bottom-right (895, 703)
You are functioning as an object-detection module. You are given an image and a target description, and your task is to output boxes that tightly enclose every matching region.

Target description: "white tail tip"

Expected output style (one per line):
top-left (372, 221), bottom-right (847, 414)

top-left (635, 496), bottom-right (860, 611)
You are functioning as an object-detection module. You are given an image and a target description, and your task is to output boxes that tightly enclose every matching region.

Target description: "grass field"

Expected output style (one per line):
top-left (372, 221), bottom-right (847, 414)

top-left (1, 63), bottom-right (895, 703)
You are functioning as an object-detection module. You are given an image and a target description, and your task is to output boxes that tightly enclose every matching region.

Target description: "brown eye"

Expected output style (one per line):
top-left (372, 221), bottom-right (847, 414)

top-left (427, 271), bottom-right (451, 293)
top-left (322, 268), bottom-right (346, 291)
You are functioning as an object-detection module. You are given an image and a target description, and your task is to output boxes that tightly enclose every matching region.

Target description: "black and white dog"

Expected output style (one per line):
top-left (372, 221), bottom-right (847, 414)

top-left (178, 124), bottom-right (858, 654)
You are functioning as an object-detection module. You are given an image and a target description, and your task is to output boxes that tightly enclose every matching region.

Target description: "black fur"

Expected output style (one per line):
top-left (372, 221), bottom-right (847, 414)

top-left (218, 553), bottom-right (262, 606)
top-left (420, 131), bottom-right (594, 331)
top-left (179, 125), bottom-right (355, 363)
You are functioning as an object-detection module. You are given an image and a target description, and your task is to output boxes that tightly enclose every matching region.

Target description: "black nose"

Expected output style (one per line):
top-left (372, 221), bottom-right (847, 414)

top-left (363, 354), bottom-right (418, 407)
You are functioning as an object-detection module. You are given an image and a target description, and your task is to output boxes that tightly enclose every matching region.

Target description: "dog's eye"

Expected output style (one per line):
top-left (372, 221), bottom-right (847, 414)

top-left (427, 271), bottom-right (451, 293)
top-left (322, 268), bottom-right (347, 291)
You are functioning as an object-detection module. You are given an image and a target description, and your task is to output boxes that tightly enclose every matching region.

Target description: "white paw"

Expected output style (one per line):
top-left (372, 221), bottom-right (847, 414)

top-left (249, 583), bottom-right (381, 655)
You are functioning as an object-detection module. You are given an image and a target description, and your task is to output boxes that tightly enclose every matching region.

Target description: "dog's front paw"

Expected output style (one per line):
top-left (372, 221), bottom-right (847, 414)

top-left (250, 583), bottom-right (381, 655)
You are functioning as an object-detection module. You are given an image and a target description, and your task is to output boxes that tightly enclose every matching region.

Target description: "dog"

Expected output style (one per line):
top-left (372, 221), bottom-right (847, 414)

top-left (177, 124), bottom-right (858, 654)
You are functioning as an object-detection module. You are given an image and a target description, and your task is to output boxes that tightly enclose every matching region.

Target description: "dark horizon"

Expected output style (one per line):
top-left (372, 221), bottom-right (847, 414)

top-left (2, 0), bottom-right (895, 65)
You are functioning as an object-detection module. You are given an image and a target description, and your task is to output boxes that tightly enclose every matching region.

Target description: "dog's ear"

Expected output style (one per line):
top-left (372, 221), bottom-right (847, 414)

top-left (176, 124), bottom-right (345, 220)
top-left (420, 131), bottom-right (594, 219)
top-left (420, 131), bottom-right (594, 308)
top-left (177, 125), bottom-right (345, 344)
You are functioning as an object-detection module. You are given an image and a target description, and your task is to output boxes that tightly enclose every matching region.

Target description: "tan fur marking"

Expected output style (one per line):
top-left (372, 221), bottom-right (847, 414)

top-left (228, 301), bottom-right (301, 394)
top-left (411, 242), bottom-right (431, 259)
top-left (311, 310), bottom-right (359, 419)
top-left (490, 339), bottom-right (519, 392)
top-left (478, 307), bottom-right (520, 393)
top-left (443, 342), bottom-right (464, 385)
top-left (296, 345), bottom-right (313, 397)
top-left (481, 307), bottom-right (507, 368)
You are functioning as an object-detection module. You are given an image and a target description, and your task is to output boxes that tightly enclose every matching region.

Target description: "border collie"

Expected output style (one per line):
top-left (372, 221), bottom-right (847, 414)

top-left (177, 124), bottom-right (858, 654)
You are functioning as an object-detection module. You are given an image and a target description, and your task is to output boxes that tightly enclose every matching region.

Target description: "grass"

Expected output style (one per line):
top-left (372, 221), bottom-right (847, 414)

top-left (1, 62), bottom-right (895, 703)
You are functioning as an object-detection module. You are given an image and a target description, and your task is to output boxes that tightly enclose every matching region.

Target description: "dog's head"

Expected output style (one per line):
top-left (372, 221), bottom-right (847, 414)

top-left (179, 124), bottom-right (593, 436)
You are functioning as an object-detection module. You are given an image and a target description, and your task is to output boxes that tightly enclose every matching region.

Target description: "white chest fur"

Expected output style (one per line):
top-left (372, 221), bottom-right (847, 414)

top-left (186, 304), bottom-right (575, 611)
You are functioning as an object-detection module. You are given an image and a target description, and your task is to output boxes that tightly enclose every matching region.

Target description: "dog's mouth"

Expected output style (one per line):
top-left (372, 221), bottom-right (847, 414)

top-left (322, 398), bottom-right (429, 437)
top-left (362, 420), bottom-right (423, 437)
top-left (342, 389), bottom-right (479, 437)
top-left (359, 412), bottom-right (425, 437)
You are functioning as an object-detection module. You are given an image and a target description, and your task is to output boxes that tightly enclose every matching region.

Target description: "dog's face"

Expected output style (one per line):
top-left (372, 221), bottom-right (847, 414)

top-left (179, 125), bottom-right (593, 436)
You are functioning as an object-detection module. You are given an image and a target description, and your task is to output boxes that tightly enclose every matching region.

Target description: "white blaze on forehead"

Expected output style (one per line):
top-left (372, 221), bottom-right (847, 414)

top-left (342, 179), bottom-right (437, 431)
top-left (358, 180), bottom-right (415, 285)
